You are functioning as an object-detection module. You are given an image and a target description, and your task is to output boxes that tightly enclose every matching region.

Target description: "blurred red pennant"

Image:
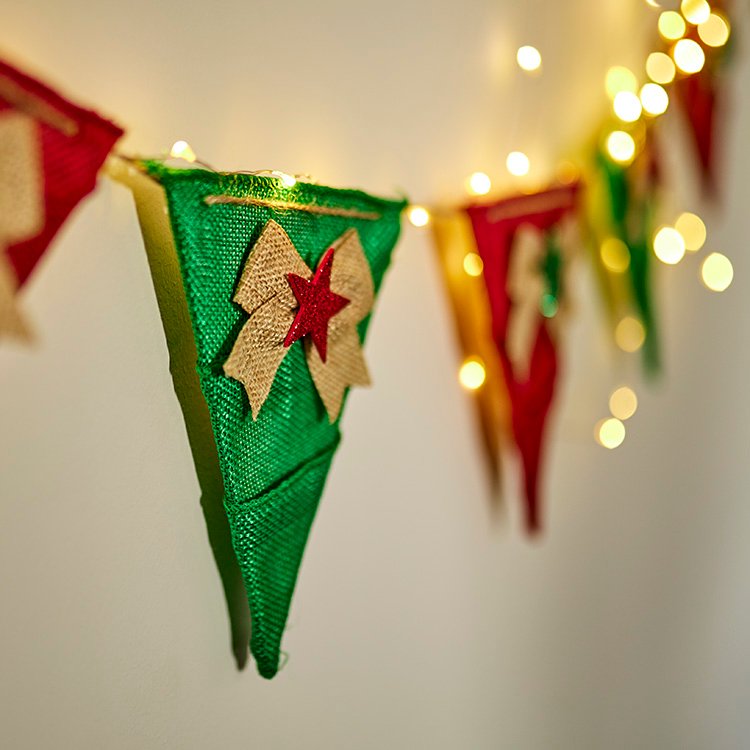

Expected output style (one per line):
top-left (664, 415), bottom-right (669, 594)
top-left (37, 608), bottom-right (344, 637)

top-left (675, 67), bottom-right (719, 198)
top-left (0, 58), bottom-right (123, 338)
top-left (466, 184), bottom-right (580, 534)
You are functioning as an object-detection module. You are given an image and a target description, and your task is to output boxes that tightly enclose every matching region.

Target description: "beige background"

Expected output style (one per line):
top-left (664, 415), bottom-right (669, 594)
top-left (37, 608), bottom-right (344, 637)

top-left (1, 1), bottom-right (749, 748)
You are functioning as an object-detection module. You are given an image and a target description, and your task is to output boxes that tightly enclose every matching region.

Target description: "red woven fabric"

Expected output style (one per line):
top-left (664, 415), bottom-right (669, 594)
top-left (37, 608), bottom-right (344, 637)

top-left (0, 59), bottom-right (123, 286)
top-left (466, 185), bottom-right (579, 534)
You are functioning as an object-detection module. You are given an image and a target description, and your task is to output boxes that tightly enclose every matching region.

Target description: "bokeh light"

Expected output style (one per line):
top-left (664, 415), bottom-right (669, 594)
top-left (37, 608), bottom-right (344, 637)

top-left (609, 386), bottom-right (638, 420)
top-left (681, 0), bottom-right (711, 25)
top-left (595, 418), bottom-right (626, 449)
top-left (674, 212), bottom-right (706, 252)
top-left (613, 91), bottom-right (643, 122)
top-left (605, 66), bottom-right (638, 99)
top-left (658, 11), bottom-right (687, 41)
top-left (459, 357), bottom-right (487, 390)
top-left (698, 13), bottom-right (730, 47)
top-left (556, 161), bottom-right (580, 185)
top-left (467, 171), bottom-right (492, 195)
top-left (640, 83), bottom-right (669, 116)
top-left (506, 151), bottom-right (531, 176)
top-left (646, 52), bottom-right (676, 84)
top-left (653, 227), bottom-right (686, 265)
top-left (600, 237), bottom-right (631, 273)
top-left (673, 39), bottom-right (706, 74)
top-left (517, 46), bottom-right (542, 72)
top-left (701, 253), bottom-right (734, 292)
top-left (606, 131), bottom-right (636, 165)
top-left (463, 252), bottom-right (484, 277)
top-left (615, 317), bottom-right (646, 352)
top-left (407, 205), bottom-right (430, 227)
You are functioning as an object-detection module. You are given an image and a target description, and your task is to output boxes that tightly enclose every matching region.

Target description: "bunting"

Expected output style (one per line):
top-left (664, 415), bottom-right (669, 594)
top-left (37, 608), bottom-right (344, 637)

top-left (116, 158), bottom-right (405, 678)
top-left (0, 60), bottom-right (122, 338)
top-left (465, 185), bottom-right (580, 533)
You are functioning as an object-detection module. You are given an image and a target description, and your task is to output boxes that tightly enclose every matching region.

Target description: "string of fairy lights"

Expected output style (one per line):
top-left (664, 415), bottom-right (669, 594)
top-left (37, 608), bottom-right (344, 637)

top-left (165, 0), bottom-right (733, 455)
top-left (406, 0), bottom-right (734, 452)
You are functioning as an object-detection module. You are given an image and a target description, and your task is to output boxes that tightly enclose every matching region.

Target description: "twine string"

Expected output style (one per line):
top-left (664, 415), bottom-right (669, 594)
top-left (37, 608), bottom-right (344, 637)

top-left (204, 194), bottom-right (382, 221)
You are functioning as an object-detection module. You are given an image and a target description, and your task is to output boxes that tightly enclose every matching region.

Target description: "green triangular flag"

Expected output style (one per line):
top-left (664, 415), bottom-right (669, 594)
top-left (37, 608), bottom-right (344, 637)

top-left (596, 148), bottom-right (660, 373)
top-left (119, 158), bottom-right (405, 678)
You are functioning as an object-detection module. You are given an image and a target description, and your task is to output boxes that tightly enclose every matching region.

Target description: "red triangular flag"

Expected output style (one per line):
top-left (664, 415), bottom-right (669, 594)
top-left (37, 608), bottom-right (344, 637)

top-left (675, 69), bottom-right (719, 197)
top-left (0, 58), bottom-right (123, 337)
top-left (466, 184), bottom-right (580, 534)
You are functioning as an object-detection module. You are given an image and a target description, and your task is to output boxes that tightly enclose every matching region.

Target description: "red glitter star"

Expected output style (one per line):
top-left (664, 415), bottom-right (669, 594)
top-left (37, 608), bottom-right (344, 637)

top-left (284, 247), bottom-right (350, 363)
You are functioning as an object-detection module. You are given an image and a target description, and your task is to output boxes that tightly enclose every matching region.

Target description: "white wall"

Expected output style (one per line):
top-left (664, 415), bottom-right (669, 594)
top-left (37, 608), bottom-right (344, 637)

top-left (1, 2), bottom-right (749, 748)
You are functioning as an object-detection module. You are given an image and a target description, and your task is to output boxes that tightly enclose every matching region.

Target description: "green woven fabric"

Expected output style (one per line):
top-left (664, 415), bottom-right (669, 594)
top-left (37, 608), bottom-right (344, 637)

top-left (145, 162), bottom-right (405, 678)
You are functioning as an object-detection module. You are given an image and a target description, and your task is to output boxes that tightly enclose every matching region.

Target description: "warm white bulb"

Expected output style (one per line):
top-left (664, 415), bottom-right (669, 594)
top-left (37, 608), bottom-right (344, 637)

top-left (407, 205), bottom-right (430, 227)
top-left (640, 83), bottom-right (669, 116)
top-left (653, 227), bottom-right (686, 265)
top-left (615, 317), bottom-right (646, 353)
top-left (673, 38), bottom-right (706, 74)
top-left (606, 131), bottom-right (636, 165)
top-left (467, 171), bottom-right (492, 196)
top-left (463, 252), bottom-right (484, 277)
top-left (659, 11), bottom-right (687, 40)
top-left (701, 253), bottom-right (733, 292)
top-left (646, 52), bottom-right (676, 84)
top-left (516, 45), bottom-right (542, 72)
top-left (459, 357), bottom-right (487, 390)
top-left (609, 386), bottom-right (638, 421)
top-left (674, 212), bottom-right (706, 252)
top-left (605, 67), bottom-right (638, 100)
top-left (613, 91), bottom-right (643, 123)
top-left (595, 418), bottom-right (626, 449)
top-left (170, 140), bottom-right (197, 162)
top-left (681, 0), bottom-right (711, 25)
top-left (698, 13), bottom-right (730, 48)
top-left (506, 151), bottom-right (530, 177)
top-left (600, 237), bottom-right (631, 273)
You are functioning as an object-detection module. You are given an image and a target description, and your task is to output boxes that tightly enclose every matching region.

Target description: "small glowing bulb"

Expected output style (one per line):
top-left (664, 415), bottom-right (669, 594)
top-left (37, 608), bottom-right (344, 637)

top-left (506, 151), bottom-right (530, 177)
top-left (170, 140), bottom-right (197, 162)
top-left (646, 52), bottom-right (676, 84)
top-left (615, 317), bottom-right (646, 352)
top-left (279, 173), bottom-right (297, 188)
top-left (673, 38), bottom-right (706, 74)
top-left (556, 161), bottom-right (580, 185)
top-left (653, 226), bottom-right (686, 265)
top-left (605, 66), bottom-right (638, 100)
top-left (459, 357), bottom-right (487, 390)
top-left (407, 205), bottom-right (430, 227)
top-left (645, 0), bottom-right (662, 7)
top-left (463, 252), bottom-right (484, 277)
top-left (698, 13), bottom-right (730, 48)
top-left (600, 237), bottom-right (631, 273)
top-left (609, 386), bottom-right (638, 420)
top-left (467, 171), bottom-right (492, 196)
top-left (516, 45), bottom-right (542, 72)
top-left (674, 212), bottom-right (706, 252)
top-left (701, 253), bottom-right (733, 292)
top-left (613, 91), bottom-right (643, 123)
top-left (659, 11), bottom-right (687, 40)
top-left (595, 418), bottom-right (626, 449)
top-left (681, 0), bottom-right (711, 25)
top-left (606, 131), bottom-right (636, 165)
top-left (640, 83), bottom-right (669, 116)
